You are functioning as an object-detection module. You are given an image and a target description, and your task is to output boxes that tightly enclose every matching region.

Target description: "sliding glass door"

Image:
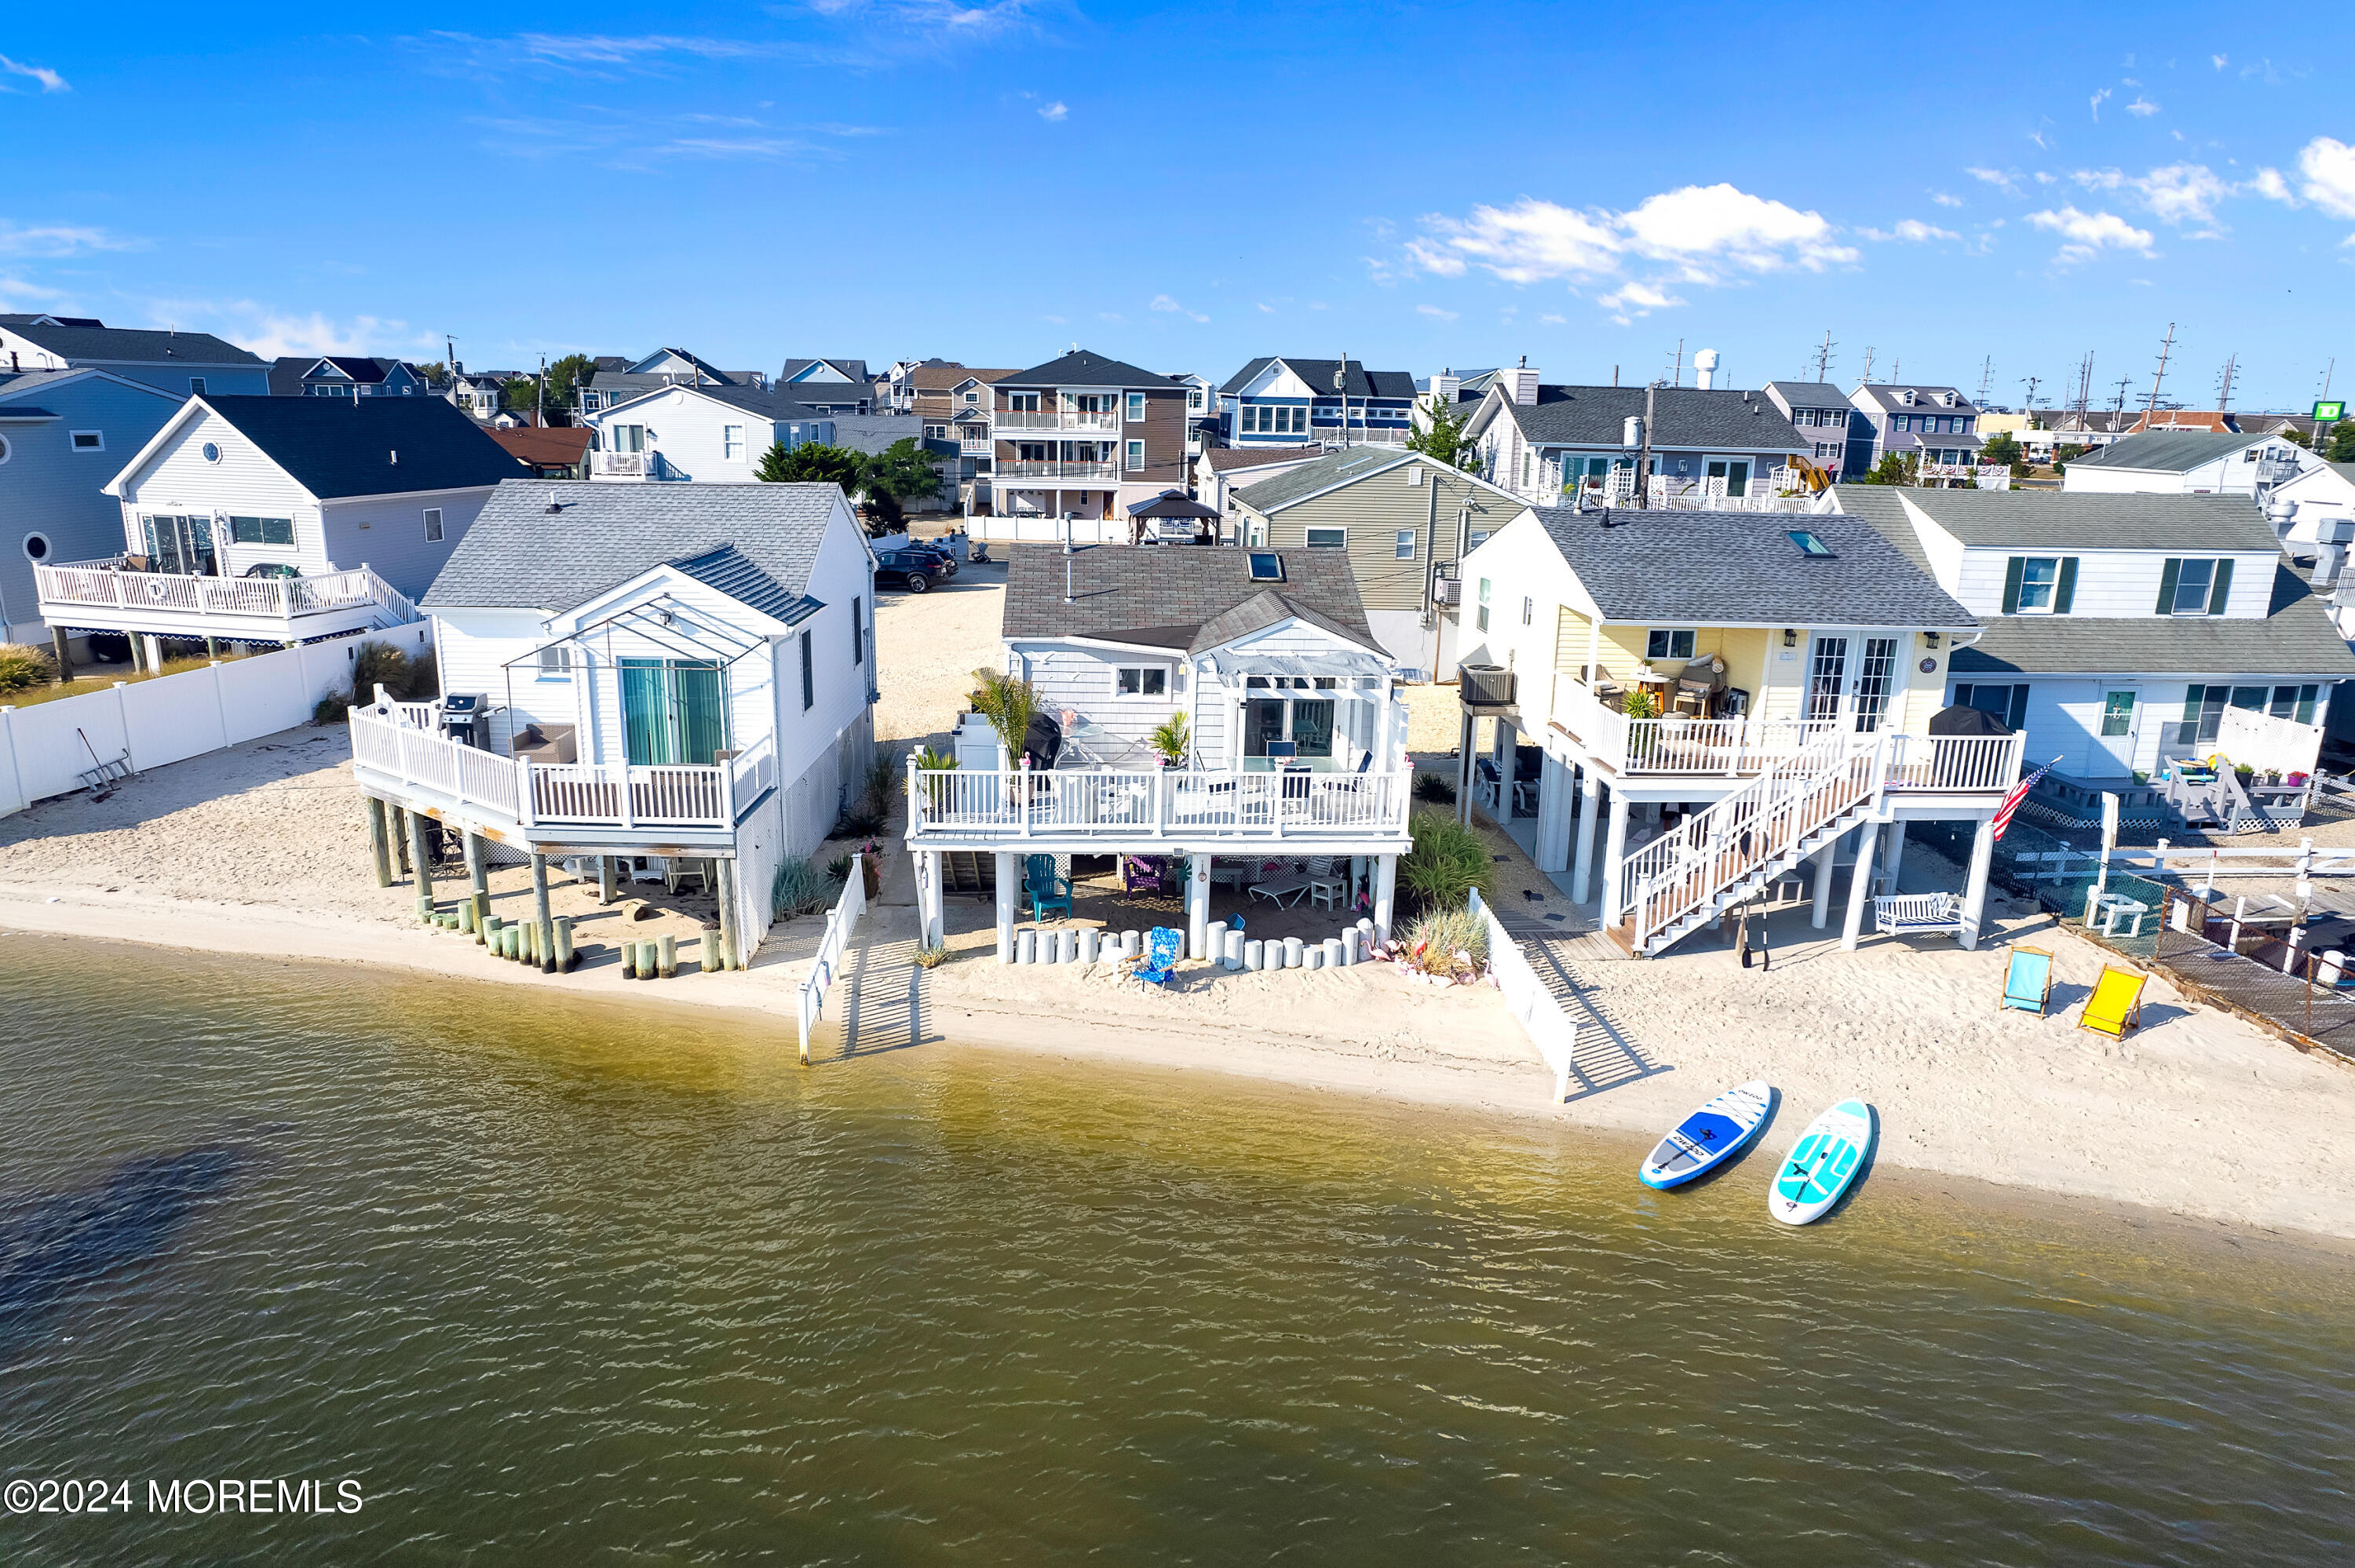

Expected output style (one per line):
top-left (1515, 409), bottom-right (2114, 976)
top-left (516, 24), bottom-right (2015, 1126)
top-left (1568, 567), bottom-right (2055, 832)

top-left (620, 658), bottom-right (728, 766)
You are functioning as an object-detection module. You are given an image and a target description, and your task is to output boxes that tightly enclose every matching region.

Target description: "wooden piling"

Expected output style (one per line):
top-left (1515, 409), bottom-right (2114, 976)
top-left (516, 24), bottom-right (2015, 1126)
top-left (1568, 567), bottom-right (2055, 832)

top-left (458, 896), bottom-right (476, 935)
top-left (700, 930), bottom-right (721, 974)
top-left (554, 916), bottom-right (575, 970)
top-left (531, 853), bottom-right (556, 975)
top-left (392, 807), bottom-right (411, 874)
top-left (51, 626), bottom-right (74, 686)
top-left (622, 941), bottom-right (638, 979)
top-left (408, 809), bottom-right (436, 921)
top-left (466, 833), bottom-right (489, 907)
top-left (599, 855), bottom-right (618, 905)
top-left (658, 934), bottom-right (677, 979)
top-left (365, 797), bottom-right (393, 888)
top-left (473, 892), bottom-right (490, 943)
top-left (484, 914), bottom-right (502, 953)
top-left (715, 858), bottom-right (742, 972)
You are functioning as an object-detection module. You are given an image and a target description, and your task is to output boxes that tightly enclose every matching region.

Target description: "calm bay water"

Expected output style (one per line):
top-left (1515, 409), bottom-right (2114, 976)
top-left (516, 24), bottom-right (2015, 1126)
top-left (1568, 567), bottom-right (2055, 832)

top-left (1, 935), bottom-right (2350, 1565)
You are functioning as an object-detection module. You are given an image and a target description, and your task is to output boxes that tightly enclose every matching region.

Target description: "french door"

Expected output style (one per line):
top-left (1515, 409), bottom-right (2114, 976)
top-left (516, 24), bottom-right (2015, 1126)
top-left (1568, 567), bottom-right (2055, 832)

top-left (1804, 634), bottom-right (1901, 731)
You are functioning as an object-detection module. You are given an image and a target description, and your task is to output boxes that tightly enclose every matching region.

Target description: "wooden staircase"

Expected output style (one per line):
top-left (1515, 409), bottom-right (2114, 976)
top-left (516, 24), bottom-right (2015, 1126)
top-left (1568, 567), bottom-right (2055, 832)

top-left (1612, 732), bottom-right (1890, 957)
top-left (939, 850), bottom-right (995, 895)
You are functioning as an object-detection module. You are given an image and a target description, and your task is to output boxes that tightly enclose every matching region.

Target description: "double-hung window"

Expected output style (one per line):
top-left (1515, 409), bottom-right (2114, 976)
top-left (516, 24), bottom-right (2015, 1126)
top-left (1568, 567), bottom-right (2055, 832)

top-left (2001, 555), bottom-right (2077, 614)
top-left (2157, 557), bottom-right (2232, 615)
top-left (537, 644), bottom-right (572, 678)
top-left (1394, 529), bottom-right (1416, 560)
top-left (1115, 665), bottom-right (1168, 698)
top-left (1126, 392), bottom-right (1146, 422)
top-left (1645, 629), bottom-right (1696, 661)
top-left (1125, 439), bottom-right (1145, 471)
top-left (722, 424), bottom-right (745, 461)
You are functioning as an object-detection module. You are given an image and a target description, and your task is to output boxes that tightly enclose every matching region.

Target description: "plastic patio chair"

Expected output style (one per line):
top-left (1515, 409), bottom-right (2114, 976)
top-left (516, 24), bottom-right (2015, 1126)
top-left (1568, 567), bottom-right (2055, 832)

top-left (2077, 965), bottom-right (2149, 1039)
top-left (1024, 855), bottom-right (1072, 923)
top-left (1122, 854), bottom-right (1169, 897)
top-left (1999, 945), bottom-right (2053, 1016)
top-left (1134, 926), bottom-right (1183, 988)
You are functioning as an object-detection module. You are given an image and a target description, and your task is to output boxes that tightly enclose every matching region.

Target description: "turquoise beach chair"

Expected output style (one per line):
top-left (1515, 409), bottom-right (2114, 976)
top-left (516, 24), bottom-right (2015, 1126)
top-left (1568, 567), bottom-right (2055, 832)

top-left (1134, 926), bottom-right (1182, 988)
top-left (1999, 945), bottom-right (2054, 1016)
top-left (1024, 855), bottom-right (1072, 923)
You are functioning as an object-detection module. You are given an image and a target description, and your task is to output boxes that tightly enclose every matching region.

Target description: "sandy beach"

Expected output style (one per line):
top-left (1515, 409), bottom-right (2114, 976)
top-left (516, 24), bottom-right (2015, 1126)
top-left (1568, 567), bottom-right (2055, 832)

top-left (4, 571), bottom-right (2353, 1246)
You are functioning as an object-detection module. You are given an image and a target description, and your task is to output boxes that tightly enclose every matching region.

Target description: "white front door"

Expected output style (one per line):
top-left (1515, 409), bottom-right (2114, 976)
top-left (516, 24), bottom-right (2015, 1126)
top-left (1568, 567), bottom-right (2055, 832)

top-left (1804, 633), bottom-right (1904, 731)
top-left (2096, 687), bottom-right (2141, 774)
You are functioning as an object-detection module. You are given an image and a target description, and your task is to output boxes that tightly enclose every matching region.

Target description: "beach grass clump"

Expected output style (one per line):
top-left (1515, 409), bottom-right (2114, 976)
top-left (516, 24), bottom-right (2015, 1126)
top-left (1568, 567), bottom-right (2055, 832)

top-left (772, 855), bottom-right (833, 919)
top-left (0, 642), bottom-right (57, 695)
top-left (1399, 906), bottom-right (1488, 981)
top-left (1411, 770), bottom-right (1456, 804)
top-left (1399, 810), bottom-right (1493, 914)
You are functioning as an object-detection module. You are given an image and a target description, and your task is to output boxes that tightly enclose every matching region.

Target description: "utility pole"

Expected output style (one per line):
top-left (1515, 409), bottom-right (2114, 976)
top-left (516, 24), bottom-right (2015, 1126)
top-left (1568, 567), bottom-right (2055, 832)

top-left (2144, 322), bottom-right (2175, 413)
top-left (2111, 376), bottom-right (2134, 423)
top-left (2073, 351), bottom-right (2095, 427)
top-left (1335, 355), bottom-right (1350, 448)
top-left (1891, 356), bottom-right (1901, 385)
top-left (536, 354), bottom-right (547, 428)
top-left (1637, 381), bottom-right (1658, 509)
top-left (1861, 346), bottom-right (1876, 383)
top-left (2021, 374), bottom-right (2043, 412)
top-left (1814, 330), bottom-right (1835, 382)
top-left (1669, 338), bottom-right (1685, 388)
top-left (2215, 352), bottom-right (2237, 412)
top-left (1977, 356), bottom-right (1994, 405)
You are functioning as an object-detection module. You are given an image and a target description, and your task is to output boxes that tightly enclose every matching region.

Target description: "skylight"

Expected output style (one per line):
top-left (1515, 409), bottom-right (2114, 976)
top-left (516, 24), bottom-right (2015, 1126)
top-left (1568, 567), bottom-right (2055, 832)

top-left (1787, 531), bottom-right (1837, 559)
top-left (1248, 552), bottom-right (1285, 582)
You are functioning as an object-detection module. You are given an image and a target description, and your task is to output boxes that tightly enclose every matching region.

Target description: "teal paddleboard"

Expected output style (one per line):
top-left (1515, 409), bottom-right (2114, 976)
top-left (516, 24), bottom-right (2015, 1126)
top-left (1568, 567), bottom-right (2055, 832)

top-left (1769, 1099), bottom-right (1874, 1225)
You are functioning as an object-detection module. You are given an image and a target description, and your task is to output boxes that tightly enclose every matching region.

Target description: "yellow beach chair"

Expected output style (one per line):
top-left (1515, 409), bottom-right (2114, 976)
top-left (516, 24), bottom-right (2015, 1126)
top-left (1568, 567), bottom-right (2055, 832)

top-left (1999, 945), bottom-right (2054, 1016)
top-left (2077, 965), bottom-right (2148, 1039)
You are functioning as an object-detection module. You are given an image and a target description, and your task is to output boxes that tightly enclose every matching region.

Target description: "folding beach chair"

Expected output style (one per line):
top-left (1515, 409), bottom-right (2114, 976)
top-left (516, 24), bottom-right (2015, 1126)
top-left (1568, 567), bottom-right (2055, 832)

top-left (1999, 945), bottom-right (2054, 1016)
top-left (1134, 926), bottom-right (1183, 989)
top-left (2076, 965), bottom-right (2148, 1039)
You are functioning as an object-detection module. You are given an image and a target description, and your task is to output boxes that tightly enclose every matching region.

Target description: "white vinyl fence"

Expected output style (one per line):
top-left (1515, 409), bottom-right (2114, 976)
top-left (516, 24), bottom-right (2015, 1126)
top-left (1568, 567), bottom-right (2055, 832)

top-left (1468, 887), bottom-right (1579, 1101)
top-left (0, 632), bottom-right (415, 817)
top-left (795, 864), bottom-right (869, 1064)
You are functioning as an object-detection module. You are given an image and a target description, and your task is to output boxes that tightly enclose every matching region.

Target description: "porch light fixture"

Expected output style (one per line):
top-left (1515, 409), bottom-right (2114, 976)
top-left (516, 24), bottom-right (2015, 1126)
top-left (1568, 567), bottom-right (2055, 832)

top-left (1782, 629), bottom-right (1797, 647)
top-left (1922, 631), bottom-right (1940, 648)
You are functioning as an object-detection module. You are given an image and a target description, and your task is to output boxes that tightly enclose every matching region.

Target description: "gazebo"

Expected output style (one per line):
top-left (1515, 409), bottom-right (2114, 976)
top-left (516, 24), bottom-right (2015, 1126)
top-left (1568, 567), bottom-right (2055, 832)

top-left (1123, 490), bottom-right (1223, 545)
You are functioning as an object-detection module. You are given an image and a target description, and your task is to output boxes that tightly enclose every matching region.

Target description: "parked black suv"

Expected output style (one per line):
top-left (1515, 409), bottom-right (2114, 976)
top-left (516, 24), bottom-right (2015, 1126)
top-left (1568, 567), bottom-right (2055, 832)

top-left (874, 547), bottom-right (945, 593)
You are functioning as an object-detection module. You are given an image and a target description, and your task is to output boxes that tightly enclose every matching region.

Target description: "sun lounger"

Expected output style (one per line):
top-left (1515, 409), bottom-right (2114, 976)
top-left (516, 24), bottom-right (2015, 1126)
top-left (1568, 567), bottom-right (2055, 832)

top-left (1999, 945), bottom-right (2053, 1016)
top-left (2077, 965), bottom-right (2148, 1038)
top-left (1134, 926), bottom-right (1182, 988)
top-left (1248, 875), bottom-right (1312, 907)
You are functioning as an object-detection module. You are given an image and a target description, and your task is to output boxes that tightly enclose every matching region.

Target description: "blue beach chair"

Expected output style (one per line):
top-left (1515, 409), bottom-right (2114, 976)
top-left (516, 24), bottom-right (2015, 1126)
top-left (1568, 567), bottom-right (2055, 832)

top-left (1024, 855), bottom-right (1072, 923)
top-left (1999, 945), bottom-right (2053, 1016)
top-left (1134, 926), bottom-right (1182, 988)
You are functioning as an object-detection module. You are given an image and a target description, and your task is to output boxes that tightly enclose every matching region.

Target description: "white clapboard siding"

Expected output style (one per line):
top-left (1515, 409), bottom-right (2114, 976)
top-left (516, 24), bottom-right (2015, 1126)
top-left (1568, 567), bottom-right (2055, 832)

top-left (319, 487), bottom-right (494, 600)
top-left (118, 407), bottom-right (332, 576)
top-left (1948, 545), bottom-right (2274, 619)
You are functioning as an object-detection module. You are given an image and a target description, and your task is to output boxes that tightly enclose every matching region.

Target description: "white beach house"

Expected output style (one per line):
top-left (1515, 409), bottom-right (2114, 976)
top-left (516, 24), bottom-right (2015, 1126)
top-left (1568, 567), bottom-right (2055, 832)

top-left (584, 382), bottom-right (838, 483)
top-left (348, 480), bottom-right (879, 963)
top-left (905, 543), bottom-right (1415, 961)
top-left (35, 396), bottom-right (522, 664)
top-left (1450, 504), bottom-right (2025, 957)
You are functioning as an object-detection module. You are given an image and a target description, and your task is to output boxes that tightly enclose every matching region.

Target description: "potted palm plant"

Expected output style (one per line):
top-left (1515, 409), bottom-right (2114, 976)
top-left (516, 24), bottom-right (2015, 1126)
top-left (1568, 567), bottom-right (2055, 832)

top-left (1152, 712), bottom-right (1190, 769)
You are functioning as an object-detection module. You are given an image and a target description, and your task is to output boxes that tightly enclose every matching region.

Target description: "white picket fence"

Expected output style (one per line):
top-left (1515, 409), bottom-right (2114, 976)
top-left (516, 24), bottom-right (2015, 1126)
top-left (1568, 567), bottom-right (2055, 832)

top-left (0, 629), bottom-right (426, 817)
top-left (1468, 888), bottom-right (1579, 1101)
top-left (795, 865), bottom-right (869, 1063)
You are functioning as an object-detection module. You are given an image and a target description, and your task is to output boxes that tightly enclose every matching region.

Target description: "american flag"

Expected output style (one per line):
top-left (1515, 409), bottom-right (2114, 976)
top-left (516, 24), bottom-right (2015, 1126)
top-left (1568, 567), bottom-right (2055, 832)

top-left (1990, 757), bottom-right (2060, 843)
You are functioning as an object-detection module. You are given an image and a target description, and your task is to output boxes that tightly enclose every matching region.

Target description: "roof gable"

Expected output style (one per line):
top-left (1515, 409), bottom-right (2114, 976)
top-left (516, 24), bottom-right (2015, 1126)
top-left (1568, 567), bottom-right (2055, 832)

top-left (0, 321), bottom-right (264, 367)
top-left (151, 395), bottom-right (528, 500)
top-left (1002, 348), bottom-right (1178, 390)
top-left (1486, 384), bottom-right (1807, 451)
top-left (1001, 544), bottom-right (1376, 648)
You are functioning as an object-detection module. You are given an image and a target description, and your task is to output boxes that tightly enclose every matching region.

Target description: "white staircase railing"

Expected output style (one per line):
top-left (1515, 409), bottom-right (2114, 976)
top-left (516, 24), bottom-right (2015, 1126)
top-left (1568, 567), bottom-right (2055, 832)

top-left (1622, 730), bottom-right (1885, 957)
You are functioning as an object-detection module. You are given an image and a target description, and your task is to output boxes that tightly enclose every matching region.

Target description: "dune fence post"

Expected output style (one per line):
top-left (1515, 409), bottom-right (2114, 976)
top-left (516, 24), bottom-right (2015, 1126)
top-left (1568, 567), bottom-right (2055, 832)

top-left (366, 797), bottom-right (393, 888)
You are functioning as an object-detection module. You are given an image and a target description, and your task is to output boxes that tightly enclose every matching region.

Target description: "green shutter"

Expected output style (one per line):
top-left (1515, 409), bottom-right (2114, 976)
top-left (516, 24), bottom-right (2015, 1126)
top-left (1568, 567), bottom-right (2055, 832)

top-left (675, 663), bottom-right (727, 764)
top-left (2001, 556), bottom-right (2024, 614)
top-left (2207, 558), bottom-right (2233, 614)
top-left (620, 659), bottom-right (670, 766)
top-left (2053, 556), bottom-right (2078, 614)
top-left (2156, 558), bottom-right (2181, 614)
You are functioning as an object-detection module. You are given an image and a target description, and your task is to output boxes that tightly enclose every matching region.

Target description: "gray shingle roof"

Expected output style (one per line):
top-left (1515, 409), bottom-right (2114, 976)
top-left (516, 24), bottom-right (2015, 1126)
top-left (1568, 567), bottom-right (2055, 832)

top-left (2, 320), bottom-right (264, 367)
top-left (1949, 563), bottom-right (2355, 678)
top-left (822, 413), bottom-right (930, 454)
top-left (668, 544), bottom-right (817, 625)
top-left (1230, 445), bottom-right (1419, 512)
top-left (1218, 356), bottom-right (1418, 399)
top-left (598, 382), bottom-right (823, 421)
top-left (1002, 348), bottom-right (1178, 390)
top-left (422, 480), bottom-right (843, 613)
top-left (1492, 385), bottom-right (1806, 451)
top-left (1203, 443), bottom-right (1324, 472)
top-left (781, 357), bottom-right (870, 388)
top-left (2064, 428), bottom-right (2273, 472)
top-left (199, 395), bottom-right (525, 500)
top-left (1527, 504), bottom-right (1974, 628)
top-left (1891, 487), bottom-right (2280, 551)
top-left (1763, 380), bottom-right (1849, 408)
top-left (1849, 385), bottom-right (1981, 414)
top-left (1001, 544), bottom-right (1376, 652)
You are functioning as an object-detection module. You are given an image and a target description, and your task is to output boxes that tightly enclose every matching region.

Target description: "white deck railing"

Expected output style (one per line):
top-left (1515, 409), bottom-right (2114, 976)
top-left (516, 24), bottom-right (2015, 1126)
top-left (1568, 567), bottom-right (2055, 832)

top-left (996, 460), bottom-right (1119, 481)
top-left (1550, 677), bottom-right (1845, 776)
top-left (349, 704), bottom-right (732, 835)
top-left (906, 760), bottom-right (1413, 844)
top-left (993, 408), bottom-right (1123, 432)
top-left (797, 866), bottom-right (867, 1064)
top-left (35, 560), bottom-right (416, 629)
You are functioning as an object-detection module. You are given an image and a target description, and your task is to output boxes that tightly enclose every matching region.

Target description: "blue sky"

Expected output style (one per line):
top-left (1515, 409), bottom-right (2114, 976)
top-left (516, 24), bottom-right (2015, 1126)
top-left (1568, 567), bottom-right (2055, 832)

top-left (4, 3), bottom-right (2350, 409)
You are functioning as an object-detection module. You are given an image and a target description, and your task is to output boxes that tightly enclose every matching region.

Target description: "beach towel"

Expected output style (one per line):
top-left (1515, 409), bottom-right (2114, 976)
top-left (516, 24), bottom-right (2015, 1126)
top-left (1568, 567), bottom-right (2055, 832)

top-left (2000, 946), bottom-right (2053, 1016)
top-left (1134, 926), bottom-right (1182, 988)
top-left (2077, 965), bottom-right (2147, 1039)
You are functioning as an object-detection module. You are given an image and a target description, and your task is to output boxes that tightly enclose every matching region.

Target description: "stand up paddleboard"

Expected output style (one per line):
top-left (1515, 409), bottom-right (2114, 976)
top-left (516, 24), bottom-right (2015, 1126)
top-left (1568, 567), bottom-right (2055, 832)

top-left (1638, 1080), bottom-right (1774, 1190)
top-left (1769, 1099), bottom-right (1875, 1225)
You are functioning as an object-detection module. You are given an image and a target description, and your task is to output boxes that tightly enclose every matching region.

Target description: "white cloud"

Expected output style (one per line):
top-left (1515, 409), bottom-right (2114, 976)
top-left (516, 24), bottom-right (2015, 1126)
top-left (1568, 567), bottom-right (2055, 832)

top-left (0, 221), bottom-right (141, 257)
top-left (1539, 312), bottom-right (1567, 326)
top-left (2211, 53), bottom-right (2227, 70)
top-left (2069, 162), bottom-right (2233, 226)
top-left (136, 300), bottom-right (436, 360)
top-left (1930, 191), bottom-right (1963, 207)
top-left (1597, 280), bottom-right (1685, 323)
top-left (0, 275), bottom-right (68, 309)
top-left (1405, 182), bottom-right (1853, 317)
top-left (2126, 97), bottom-right (2159, 117)
top-left (2090, 87), bottom-right (2112, 120)
top-left (2027, 206), bottom-right (2156, 264)
top-left (1860, 218), bottom-right (1961, 242)
top-left (0, 54), bottom-right (68, 92)
top-left (1037, 100), bottom-right (1066, 122)
top-left (2298, 137), bottom-right (2355, 219)
top-left (1415, 303), bottom-right (1459, 322)
top-left (2251, 166), bottom-right (2295, 203)
top-left (1256, 302), bottom-right (1276, 314)
top-left (1148, 292), bottom-right (1207, 323)
top-left (1965, 166), bottom-right (2019, 195)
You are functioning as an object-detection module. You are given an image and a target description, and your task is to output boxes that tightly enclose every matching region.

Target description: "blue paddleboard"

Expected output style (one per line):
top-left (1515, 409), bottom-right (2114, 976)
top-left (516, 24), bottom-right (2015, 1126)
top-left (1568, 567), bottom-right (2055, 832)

top-left (1638, 1080), bottom-right (1774, 1190)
